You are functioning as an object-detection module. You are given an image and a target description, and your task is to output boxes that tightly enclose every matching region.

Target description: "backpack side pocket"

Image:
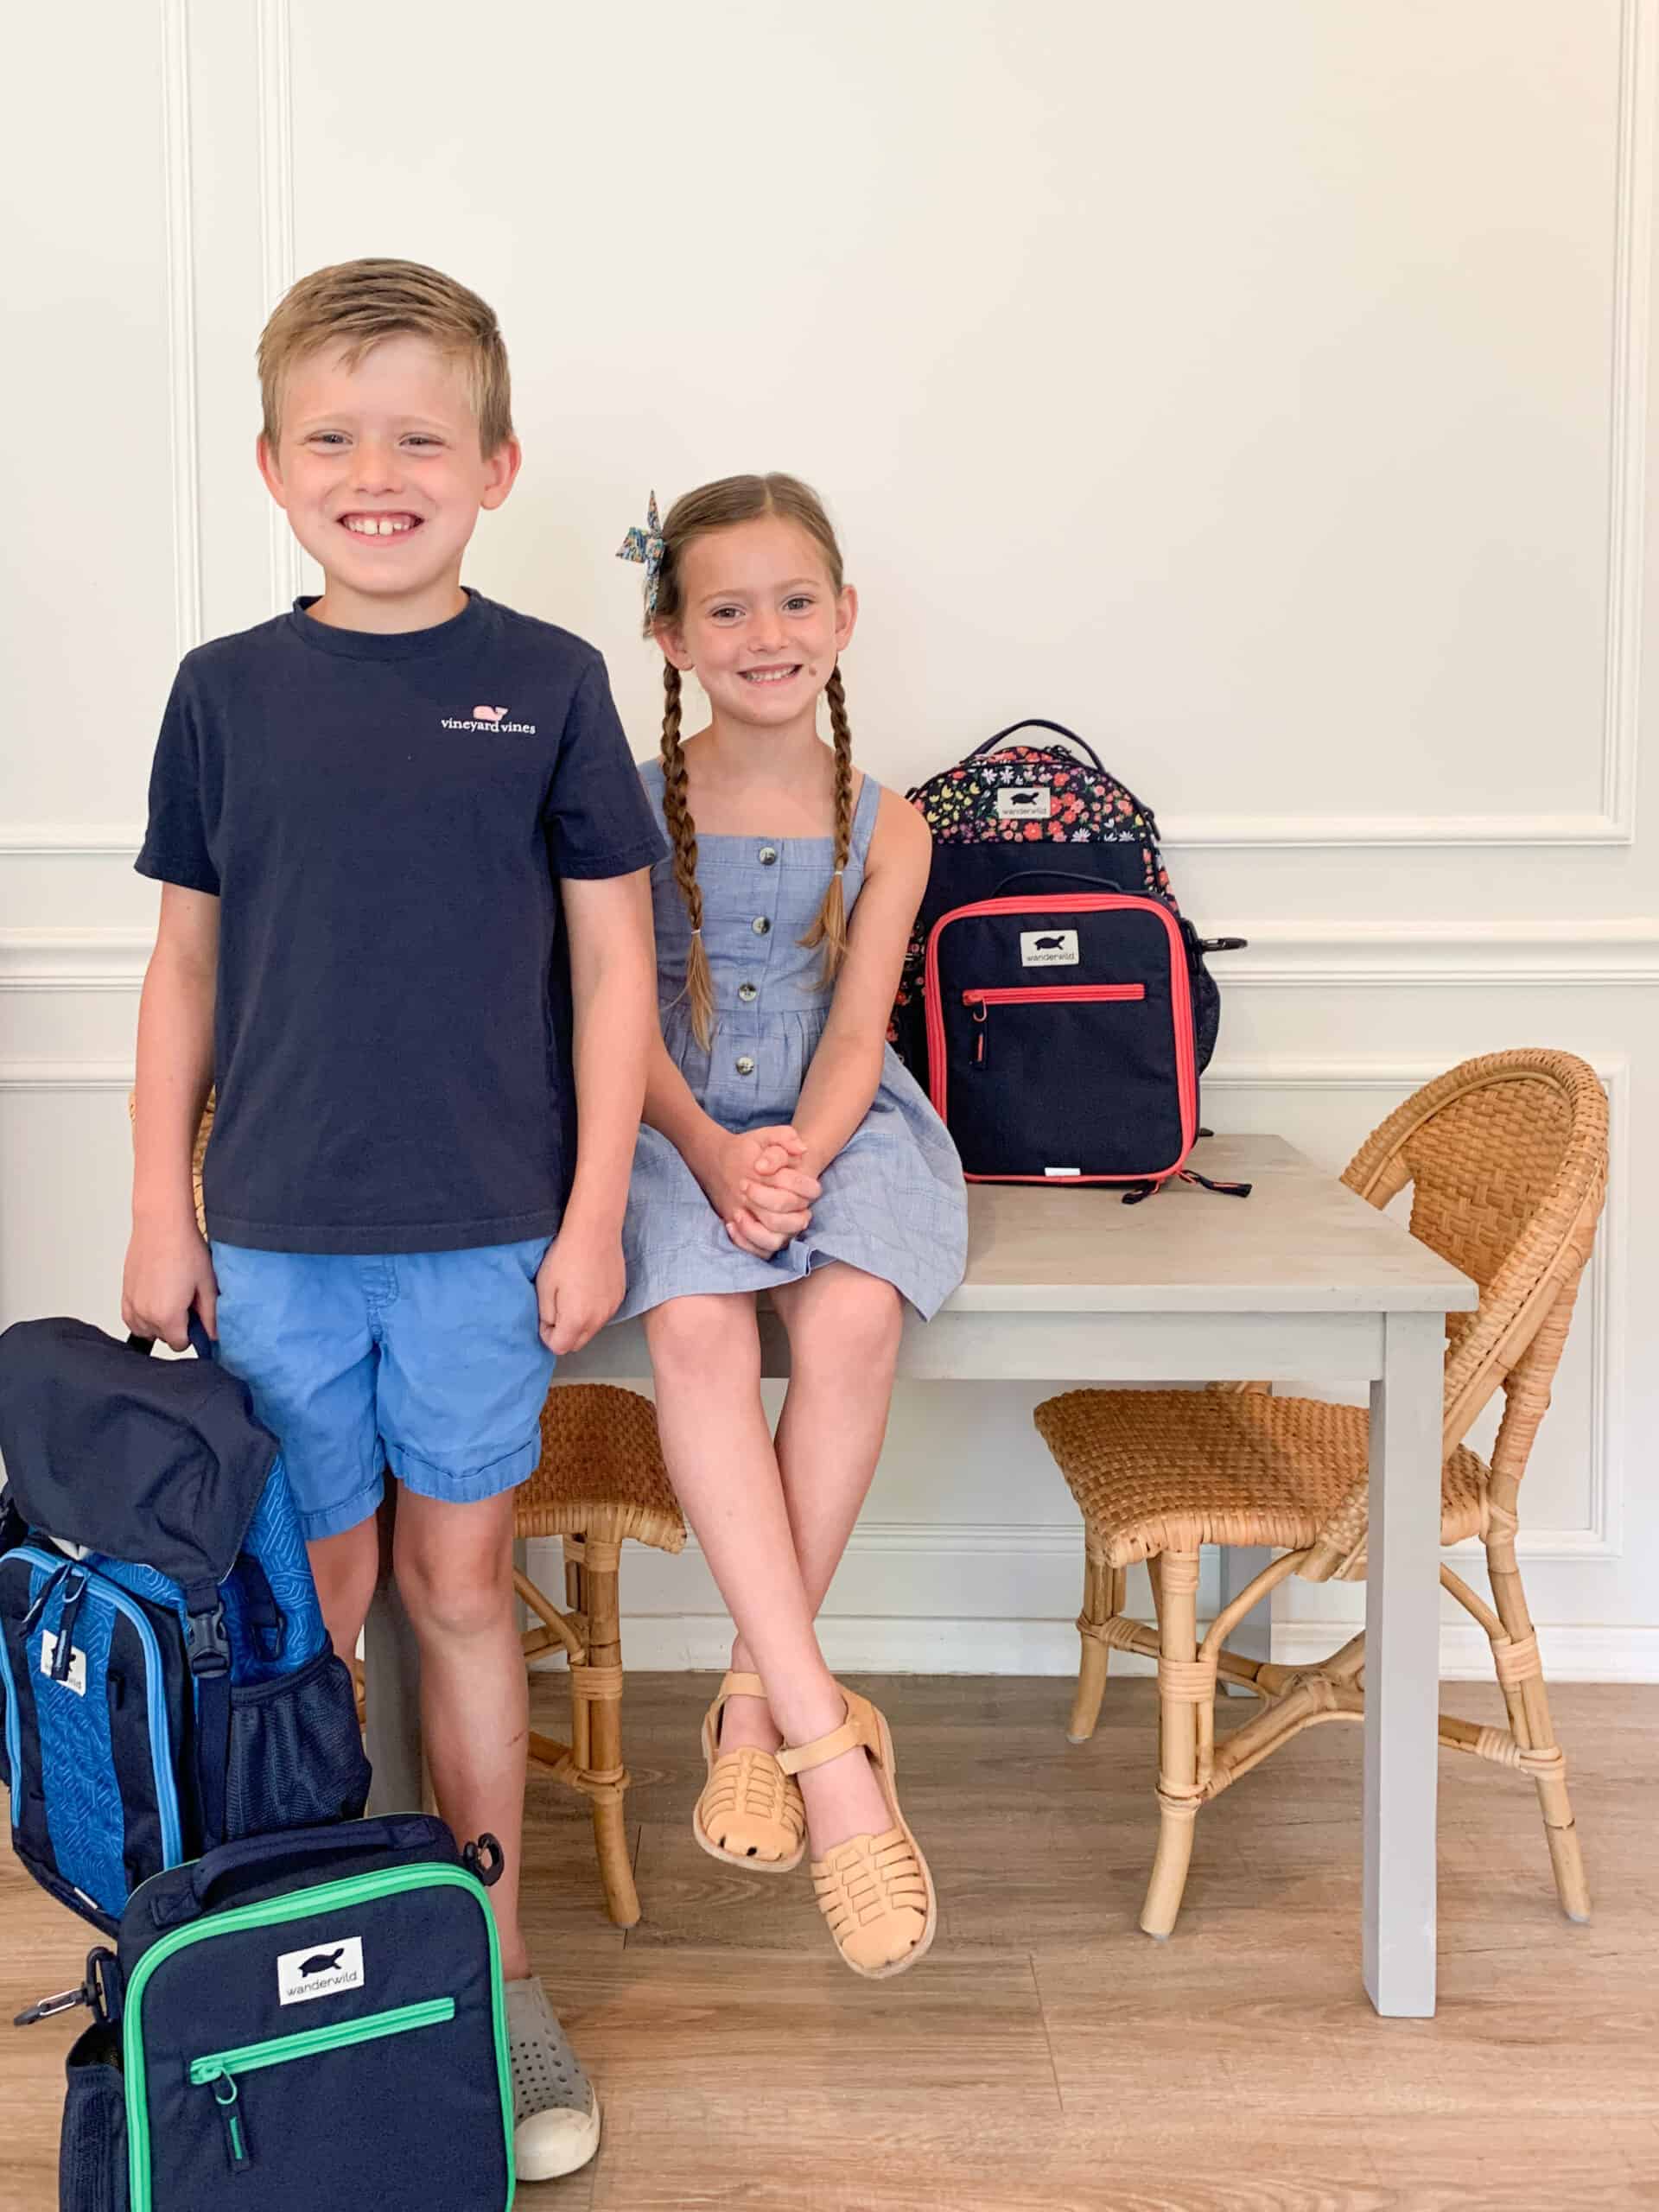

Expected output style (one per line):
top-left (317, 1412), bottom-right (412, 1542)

top-left (60, 2024), bottom-right (129, 2212)
top-left (225, 1646), bottom-right (371, 1840)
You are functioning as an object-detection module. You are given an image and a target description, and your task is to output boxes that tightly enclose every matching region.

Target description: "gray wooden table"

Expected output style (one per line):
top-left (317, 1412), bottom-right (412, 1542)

top-left (365, 1133), bottom-right (1476, 2017)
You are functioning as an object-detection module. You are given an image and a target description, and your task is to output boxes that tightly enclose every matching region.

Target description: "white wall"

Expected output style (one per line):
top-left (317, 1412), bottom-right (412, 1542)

top-left (3, 0), bottom-right (1655, 1679)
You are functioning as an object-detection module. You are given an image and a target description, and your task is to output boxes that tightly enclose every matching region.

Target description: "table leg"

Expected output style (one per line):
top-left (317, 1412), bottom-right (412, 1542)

top-left (1218, 1545), bottom-right (1272, 1695)
top-left (363, 1500), bottom-right (424, 1816)
top-left (1363, 1307), bottom-right (1444, 2017)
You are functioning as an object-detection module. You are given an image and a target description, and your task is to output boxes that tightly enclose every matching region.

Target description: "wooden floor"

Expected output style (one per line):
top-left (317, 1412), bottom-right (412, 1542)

top-left (6, 1674), bottom-right (1658, 2210)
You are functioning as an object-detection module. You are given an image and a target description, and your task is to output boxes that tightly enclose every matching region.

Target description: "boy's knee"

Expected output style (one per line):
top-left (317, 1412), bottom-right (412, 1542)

top-left (396, 1544), bottom-right (514, 1642)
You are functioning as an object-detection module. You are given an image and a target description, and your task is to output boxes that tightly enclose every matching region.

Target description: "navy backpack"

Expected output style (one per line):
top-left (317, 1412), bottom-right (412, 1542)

top-left (0, 1315), bottom-right (369, 1934)
top-left (892, 721), bottom-right (1249, 1196)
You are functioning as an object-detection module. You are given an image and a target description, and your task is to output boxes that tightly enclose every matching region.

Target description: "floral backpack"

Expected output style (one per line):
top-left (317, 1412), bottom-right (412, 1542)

top-left (889, 725), bottom-right (1238, 1176)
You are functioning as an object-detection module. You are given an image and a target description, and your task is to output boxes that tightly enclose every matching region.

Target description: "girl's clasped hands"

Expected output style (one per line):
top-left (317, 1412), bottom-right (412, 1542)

top-left (697, 1124), bottom-right (822, 1256)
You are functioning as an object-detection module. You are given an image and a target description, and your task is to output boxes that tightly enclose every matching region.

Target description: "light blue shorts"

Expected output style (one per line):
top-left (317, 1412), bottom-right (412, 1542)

top-left (210, 1239), bottom-right (556, 1541)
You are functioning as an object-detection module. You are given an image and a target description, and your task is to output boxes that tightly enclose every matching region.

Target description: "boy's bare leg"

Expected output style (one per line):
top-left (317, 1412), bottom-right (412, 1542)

top-left (307, 1513), bottom-right (382, 1669)
top-left (391, 1487), bottom-right (531, 1979)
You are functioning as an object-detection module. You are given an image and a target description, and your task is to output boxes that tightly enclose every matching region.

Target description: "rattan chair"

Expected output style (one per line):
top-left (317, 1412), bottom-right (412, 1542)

top-left (512, 1382), bottom-right (685, 1927)
top-left (1034, 1049), bottom-right (1608, 1941)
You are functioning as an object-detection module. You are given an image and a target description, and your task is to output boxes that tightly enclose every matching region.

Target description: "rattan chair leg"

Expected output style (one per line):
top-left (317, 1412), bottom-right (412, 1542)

top-left (1141, 1549), bottom-right (1203, 1940)
top-left (573, 1533), bottom-right (639, 1929)
top-left (1483, 1523), bottom-right (1591, 1924)
top-left (1069, 1548), bottom-right (1122, 1743)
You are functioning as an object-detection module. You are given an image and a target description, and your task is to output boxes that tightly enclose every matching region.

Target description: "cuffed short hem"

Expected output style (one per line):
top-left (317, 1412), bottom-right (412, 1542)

top-left (293, 1471), bottom-right (385, 1543)
top-left (385, 1428), bottom-right (543, 1505)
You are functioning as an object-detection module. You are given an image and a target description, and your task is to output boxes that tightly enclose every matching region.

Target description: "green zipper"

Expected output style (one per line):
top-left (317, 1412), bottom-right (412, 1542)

top-left (190, 1997), bottom-right (456, 2083)
top-left (188, 1999), bottom-right (457, 2174)
top-left (121, 1865), bottom-right (513, 2210)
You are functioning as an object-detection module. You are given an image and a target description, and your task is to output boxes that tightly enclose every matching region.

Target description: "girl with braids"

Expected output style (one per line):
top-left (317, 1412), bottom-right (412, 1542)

top-left (613, 474), bottom-right (966, 1978)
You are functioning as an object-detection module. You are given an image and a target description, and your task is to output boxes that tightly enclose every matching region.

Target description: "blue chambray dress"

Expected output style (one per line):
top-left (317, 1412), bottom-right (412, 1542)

top-left (614, 760), bottom-right (968, 1322)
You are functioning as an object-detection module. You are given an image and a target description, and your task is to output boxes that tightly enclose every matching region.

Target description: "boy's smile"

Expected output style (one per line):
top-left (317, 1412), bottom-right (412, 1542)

top-left (257, 332), bottom-right (519, 632)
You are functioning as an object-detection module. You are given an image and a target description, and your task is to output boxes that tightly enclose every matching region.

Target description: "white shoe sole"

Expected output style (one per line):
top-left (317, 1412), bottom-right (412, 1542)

top-left (514, 2091), bottom-right (601, 2182)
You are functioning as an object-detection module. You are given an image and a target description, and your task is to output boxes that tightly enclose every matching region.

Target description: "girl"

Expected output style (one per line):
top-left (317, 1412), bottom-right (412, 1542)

top-left (613, 474), bottom-right (967, 1978)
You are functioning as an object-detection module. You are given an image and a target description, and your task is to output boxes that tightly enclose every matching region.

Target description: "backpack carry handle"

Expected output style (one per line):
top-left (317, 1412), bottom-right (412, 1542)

top-left (126, 1311), bottom-right (216, 1363)
top-left (157, 1816), bottom-right (445, 1925)
top-left (970, 723), bottom-right (1164, 833)
top-left (992, 867), bottom-right (1147, 900)
top-left (969, 720), bottom-right (1108, 772)
top-left (995, 862), bottom-right (1256, 950)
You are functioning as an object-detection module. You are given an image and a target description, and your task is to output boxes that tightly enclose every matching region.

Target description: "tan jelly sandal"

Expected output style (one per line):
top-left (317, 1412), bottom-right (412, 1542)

top-left (692, 1671), bottom-right (806, 1872)
top-left (777, 1688), bottom-right (937, 1980)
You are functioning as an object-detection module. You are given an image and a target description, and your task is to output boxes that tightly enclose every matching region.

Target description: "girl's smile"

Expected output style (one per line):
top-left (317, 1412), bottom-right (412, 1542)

top-left (658, 517), bottom-right (858, 741)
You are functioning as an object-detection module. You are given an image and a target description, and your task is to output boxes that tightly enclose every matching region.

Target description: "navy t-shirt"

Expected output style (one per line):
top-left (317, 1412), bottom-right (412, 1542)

top-left (136, 589), bottom-right (664, 1255)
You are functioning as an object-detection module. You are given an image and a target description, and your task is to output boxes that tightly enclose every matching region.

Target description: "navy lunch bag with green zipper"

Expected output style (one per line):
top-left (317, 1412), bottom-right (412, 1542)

top-left (0, 1314), bottom-right (369, 1934)
top-left (29, 1814), bottom-right (514, 2212)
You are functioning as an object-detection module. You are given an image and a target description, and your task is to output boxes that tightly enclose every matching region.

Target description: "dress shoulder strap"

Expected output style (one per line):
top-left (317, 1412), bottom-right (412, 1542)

top-left (849, 771), bottom-right (883, 867)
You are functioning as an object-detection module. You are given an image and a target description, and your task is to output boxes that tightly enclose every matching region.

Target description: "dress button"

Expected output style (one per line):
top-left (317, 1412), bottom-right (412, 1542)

top-left (759, 845), bottom-right (779, 866)
top-left (735, 1055), bottom-right (756, 1076)
top-left (738, 982), bottom-right (758, 1002)
top-left (752, 916), bottom-right (771, 936)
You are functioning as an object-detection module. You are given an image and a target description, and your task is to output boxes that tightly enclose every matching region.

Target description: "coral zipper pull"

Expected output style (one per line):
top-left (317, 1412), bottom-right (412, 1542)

top-left (1178, 1168), bottom-right (1253, 1198)
top-left (204, 2071), bottom-right (252, 2173)
top-left (964, 993), bottom-right (988, 1068)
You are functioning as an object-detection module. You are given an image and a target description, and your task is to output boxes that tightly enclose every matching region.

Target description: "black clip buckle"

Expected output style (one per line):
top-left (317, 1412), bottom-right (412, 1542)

top-left (463, 1834), bottom-right (505, 1890)
top-left (185, 1599), bottom-right (231, 1678)
top-left (14, 1983), bottom-right (88, 2029)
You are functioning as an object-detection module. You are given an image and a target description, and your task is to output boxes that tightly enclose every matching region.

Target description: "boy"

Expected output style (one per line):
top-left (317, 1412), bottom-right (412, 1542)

top-left (122, 258), bottom-right (662, 2181)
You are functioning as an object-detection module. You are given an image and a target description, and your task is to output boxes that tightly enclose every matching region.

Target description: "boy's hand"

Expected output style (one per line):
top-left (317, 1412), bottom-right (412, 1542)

top-left (696, 1126), bottom-right (821, 1259)
top-left (123, 1214), bottom-right (218, 1349)
top-left (536, 1218), bottom-right (626, 1356)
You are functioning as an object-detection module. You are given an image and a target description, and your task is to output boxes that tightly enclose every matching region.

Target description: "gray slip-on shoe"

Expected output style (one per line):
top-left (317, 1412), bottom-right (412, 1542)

top-left (505, 1975), bottom-right (601, 2181)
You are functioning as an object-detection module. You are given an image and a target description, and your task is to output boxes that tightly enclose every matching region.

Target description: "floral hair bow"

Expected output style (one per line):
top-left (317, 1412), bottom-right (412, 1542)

top-left (617, 491), bottom-right (665, 614)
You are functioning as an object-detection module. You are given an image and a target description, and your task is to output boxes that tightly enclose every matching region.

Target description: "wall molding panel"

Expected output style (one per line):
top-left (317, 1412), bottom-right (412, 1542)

top-left (6, 920), bottom-right (1659, 990)
top-left (255, 0), bottom-right (304, 615)
top-left (161, 0), bottom-right (202, 662)
top-left (1160, 0), bottom-right (1653, 852)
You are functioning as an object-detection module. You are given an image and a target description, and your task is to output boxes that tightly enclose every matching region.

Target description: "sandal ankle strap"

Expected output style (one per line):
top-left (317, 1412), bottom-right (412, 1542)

top-left (718, 1670), bottom-right (766, 1700)
top-left (778, 1707), bottom-right (862, 1777)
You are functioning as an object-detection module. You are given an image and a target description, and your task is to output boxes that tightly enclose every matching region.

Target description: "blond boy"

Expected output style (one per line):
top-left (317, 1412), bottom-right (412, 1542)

top-left (123, 259), bottom-right (662, 2179)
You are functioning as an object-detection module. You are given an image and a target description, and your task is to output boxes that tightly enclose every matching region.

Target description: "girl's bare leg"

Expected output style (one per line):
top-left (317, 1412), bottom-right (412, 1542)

top-left (645, 1287), bottom-right (893, 1849)
top-left (723, 1262), bottom-right (903, 1746)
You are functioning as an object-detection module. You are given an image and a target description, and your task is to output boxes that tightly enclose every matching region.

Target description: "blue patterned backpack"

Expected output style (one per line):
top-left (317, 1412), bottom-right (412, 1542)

top-left (0, 1315), bottom-right (369, 1934)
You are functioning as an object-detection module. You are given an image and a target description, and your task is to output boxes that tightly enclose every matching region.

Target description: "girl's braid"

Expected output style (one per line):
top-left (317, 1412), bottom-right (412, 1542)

top-left (800, 664), bottom-right (855, 982)
top-left (658, 663), bottom-right (716, 1048)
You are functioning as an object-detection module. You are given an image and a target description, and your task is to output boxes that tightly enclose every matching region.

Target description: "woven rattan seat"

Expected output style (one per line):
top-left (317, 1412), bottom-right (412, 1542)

top-left (1035, 1049), bottom-right (1608, 1943)
top-left (515, 1383), bottom-right (684, 1554)
top-left (1038, 1389), bottom-right (1492, 1568)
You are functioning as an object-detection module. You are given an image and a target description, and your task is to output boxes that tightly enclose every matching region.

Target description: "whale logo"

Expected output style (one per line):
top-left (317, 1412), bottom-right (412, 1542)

top-left (472, 704), bottom-right (508, 723)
